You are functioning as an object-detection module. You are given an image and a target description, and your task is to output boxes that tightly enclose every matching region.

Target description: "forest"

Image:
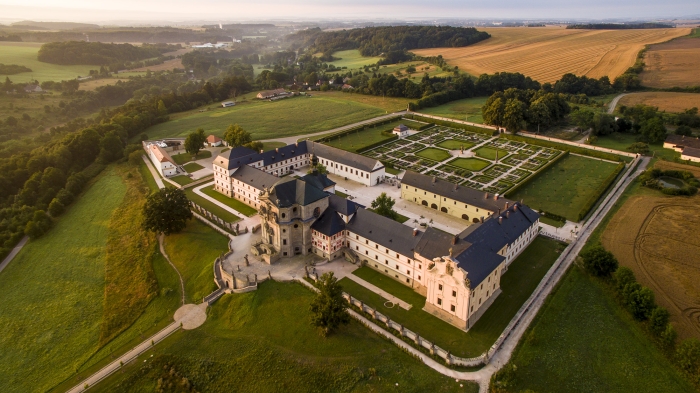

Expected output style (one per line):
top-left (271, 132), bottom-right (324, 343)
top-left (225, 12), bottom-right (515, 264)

top-left (37, 41), bottom-right (181, 66)
top-left (0, 64), bottom-right (32, 75)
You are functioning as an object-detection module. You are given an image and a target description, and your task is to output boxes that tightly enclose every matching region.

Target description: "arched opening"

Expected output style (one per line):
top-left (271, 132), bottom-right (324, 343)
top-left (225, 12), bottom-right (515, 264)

top-left (431, 203), bottom-right (438, 210)
top-left (440, 207), bottom-right (448, 213)
top-left (473, 218), bottom-right (480, 223)
top-left (462, 214), bottom-right (469, 220)
top-left (421, 200), bottom-right (428, 206)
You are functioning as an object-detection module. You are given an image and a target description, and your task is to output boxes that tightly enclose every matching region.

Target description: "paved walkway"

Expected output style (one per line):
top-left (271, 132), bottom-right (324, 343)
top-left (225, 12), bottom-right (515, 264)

top-left (0, 235), bottom-right (27, 275)
top-left (259, 111), bottom-right (407, 145)
top-left (608, 93), bottom-right (628, 114)
top-left (192, 181), bottom-right (261, 230)
top-left (346, 274), bottom-right (412, 310)
top-left (141, 155), bottom-right (164, 189)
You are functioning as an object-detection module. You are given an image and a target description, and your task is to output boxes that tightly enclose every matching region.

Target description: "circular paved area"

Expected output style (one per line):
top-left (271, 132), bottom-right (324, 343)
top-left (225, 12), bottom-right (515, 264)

top-left (174, 303), bottom-right (208, 330)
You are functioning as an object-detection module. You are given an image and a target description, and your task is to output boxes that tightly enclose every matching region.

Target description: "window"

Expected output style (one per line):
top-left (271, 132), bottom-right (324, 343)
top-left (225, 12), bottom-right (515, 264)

top-left (438, 284), bottom-right (443, 291)
top-left (452, 290), bottom-right (456, 297)
top-left (406, 278), bottom-right (410, 283)
top-left (375, 245), bottom-right (378, 249)
top-left (283, 239), bottom-right (287, 245)
top-left (407, 270), bottom-right (411, 275)
top-left (437, 298), bottom-right (442, 305)
top-left (356, 246), bottom-right (359, 250)
top-left (283, 229), bottom-right (286, 233)
top-left (487, 290), bottom-right (490, 297)
top-left (418, 264), bottom-right (422, 269)
top-left (365, 251), bottom-right (368, 255)
top-left (470, 306), bottom-right (473, 312)
top-left (281, 213), bottom-right (286, 218)
top-left (418, 275), bottom-right (421, 280)
top-left (385, 260), bottom-right (388, 265)
top-left (395, 264), bottom-right (399, 269)
top-left (396, 253), bottom-right (399, 258)
top-left (450, 305), bottom-right (455, 312)
top-left (356, 235), bottom-right (359, 240)
top-left (294, 224), bottom-right (299, 229)
top-left (365, 240), bottom-right (368, 244)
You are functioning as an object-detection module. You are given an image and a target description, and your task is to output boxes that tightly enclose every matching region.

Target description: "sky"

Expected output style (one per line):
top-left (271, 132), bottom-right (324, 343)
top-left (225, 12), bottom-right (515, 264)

top-left (1, 0), bottom-right (699, 24)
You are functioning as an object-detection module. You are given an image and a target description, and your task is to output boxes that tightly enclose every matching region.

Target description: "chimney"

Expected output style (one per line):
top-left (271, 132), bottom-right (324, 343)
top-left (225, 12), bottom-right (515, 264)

top-left (498, 216), bottom-right (503, 225)
top-left (484, 192), bottom-right (489, 199)
top-left (295, 142), bottom-right (298, 147)
top-left (505, 201), bottom-right (509, 209)
top-left (454, 184), bottom-right (458, 191)
top-left (260, 149), bottom-right (264, 154)
top-left (520, 199), bottom-right (524, 204)
top-left (432, 176), bottom-right (437, 183)
top-left (514, 203), bottom-right (519, 211)
top-left (413, 228), bottom-right (419, 237)
top-left (451, 235), bottom-right (458, 245)
top-left (506, 211), bottom-right (510, 219)
top-left (493, 193), bottom-right (499, 201)
top-left (275, 148), bottom-right (279, 153)
top-left (480, 216), bottom-right (484, 223)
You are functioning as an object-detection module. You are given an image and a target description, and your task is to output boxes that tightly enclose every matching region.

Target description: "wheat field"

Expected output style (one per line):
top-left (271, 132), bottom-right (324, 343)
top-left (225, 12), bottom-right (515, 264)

top-left (641, 36), bottom-right (700, 88)
top-left (413, 27), bottom-right (691, 83)
top-left (620, 92), bottom-right (700, 113)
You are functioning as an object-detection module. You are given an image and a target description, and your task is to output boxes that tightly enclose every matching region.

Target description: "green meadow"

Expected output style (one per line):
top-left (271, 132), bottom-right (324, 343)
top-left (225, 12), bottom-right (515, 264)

top-left (0, 42), bottom-right (94, 83)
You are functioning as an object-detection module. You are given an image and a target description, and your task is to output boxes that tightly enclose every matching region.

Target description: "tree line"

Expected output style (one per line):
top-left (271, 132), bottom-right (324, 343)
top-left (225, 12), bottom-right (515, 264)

top-left (37, 41), bottom-right (181, 66)
top-left (0, 64), bottom-right (32, 75)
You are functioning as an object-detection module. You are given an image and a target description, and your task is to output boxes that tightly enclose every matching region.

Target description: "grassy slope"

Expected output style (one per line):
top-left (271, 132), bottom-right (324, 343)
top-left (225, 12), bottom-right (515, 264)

top-left (144, 96), bottom-right (386, 141)
top-left (509, 154), bottom-right (620, 221)
top-left (341, 237), bottom-right (562, 357)
top-left (312, 91), bottom-right (413, 112)
top-left (419, 97), bottom-right (488, 124)
top-left (0, 169), bottom-right (125, 393)
top-left (94, 280), bottom-right (478, 393)
top-left (0, 42), bottom-right (95, 83)
top-left (163, 219), bottom-right (229, 303)
top-left (505, 266), bottom-right (695, 393)
top-left (325, 49), bottom-right (383, 69)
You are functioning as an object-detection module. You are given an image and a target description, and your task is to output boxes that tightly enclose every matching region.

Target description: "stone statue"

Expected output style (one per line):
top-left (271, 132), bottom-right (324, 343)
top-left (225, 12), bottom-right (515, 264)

top-left (244, 254), bottom-right (249, 266)
top-left (254, 274), bottom-right (258, 282)
top-left (237, 265), bottom-right (241, 272)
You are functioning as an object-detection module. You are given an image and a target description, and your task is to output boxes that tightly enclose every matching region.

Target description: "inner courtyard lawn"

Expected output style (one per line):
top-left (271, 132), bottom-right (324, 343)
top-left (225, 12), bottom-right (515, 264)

top-left (172, 150), bottom-right (212, 165)
top-left (416, 147), bottom-right (452, 162)
top-left (163, 219), bottom-right (230, 303)
top-left (340, 237), bottom-right (563, 357)
top-left (144, 96), bottom-right (386, 141)
top-left (170, 175), bottom-right (194, 186)
top-left (183, 162), bottom-right (205, 173)
top-left (322, 120), bottom-right (403, 152)
top-left (93, 281), bottom-right (478, 393)
top-left (501, 266), bottom-right (695, 393)
top-left (447, 157), bottom-right (491, 171)
top-left (474, 146), bottom-right (509, 161)
top-left (437, 139), bottom-right (476, 150)
top-left (0, 170), bottom-right (125, 393)
top-left (201, 185), bottom-right (258, 216)
top-left (508, 154), bottom-right (621, 221)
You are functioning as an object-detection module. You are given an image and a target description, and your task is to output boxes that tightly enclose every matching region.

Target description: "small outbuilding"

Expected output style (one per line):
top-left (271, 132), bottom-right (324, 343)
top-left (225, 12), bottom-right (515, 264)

top-left (221, 101), bottom-right (235, 108)
top-left (207, 135), bottom-right (223, 147)
top-left (392, 124), bottom-right (410, 138)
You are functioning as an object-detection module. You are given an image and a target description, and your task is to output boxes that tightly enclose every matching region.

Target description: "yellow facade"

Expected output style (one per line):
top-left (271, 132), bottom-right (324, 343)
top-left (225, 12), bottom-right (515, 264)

top-left (401, 184), bottom-right (496, 223)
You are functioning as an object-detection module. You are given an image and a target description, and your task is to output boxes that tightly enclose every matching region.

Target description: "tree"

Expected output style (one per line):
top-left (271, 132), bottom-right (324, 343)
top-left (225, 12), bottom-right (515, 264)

top-left (675, 338), bottom-right (700, 380)
top-left (502, 98), bottom-right (526, 133)
top-left (128, 150), bottom-right (143, 166)
top-left (371, 192), bottom-right (398, 220)
top-left (640, 118), bottom-right (667, 144)
top-left (307, 162), bottom-right (327, 175)
top-left (223, 124), bottom-right (252, 148)
top-left (244, 141), bottom-right (263, 152)
top-left (185, 128), bottom-right (206, 157)
top-left (591, 113), bottom-right (618, 136)
top-left (98, 131), bottom-right (124, 163)
top-left (24, 210), bottom-right (52, 239)
top-left (570, 109), bottom-right (595, 130)
top-left (482, 96), bottom-right (505, 127)
top-left (142, 187), bottom-right (192, 235)
top-left (649, 307), bottom-right (670, 336)
top-left (627, 142), bottom-right (649, 155)
top-left (675, 125), bottom-right (693, 136)
top-left (627, 286), bottom-right (655, 321)
top-left (309, 272), bottom-right (350, 336)
top-left (580, 245), bottom-right (618, 277)
top-left (156, 99), bottom-right (167, 116)
top-left (614, 266), bottom-right (636, 292)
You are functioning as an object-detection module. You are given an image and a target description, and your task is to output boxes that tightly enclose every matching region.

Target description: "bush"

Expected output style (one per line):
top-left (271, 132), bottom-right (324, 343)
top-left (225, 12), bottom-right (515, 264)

top-left (675, 339), bottom-right (700, 385)
top-left (649, 307), bottom-right (670, 336)
top-left (627, 286), bottom-right (656, 321)
top-left (55, 188), bottom-right (74, 206)
top-left (24, 210), bottom-right (52, 239)
top-left (580, 245), bottom-right (618, 277)
top-left (614, 266), bottom-right (636, 292)
top-left (48, 199), bottom-right (65, 217)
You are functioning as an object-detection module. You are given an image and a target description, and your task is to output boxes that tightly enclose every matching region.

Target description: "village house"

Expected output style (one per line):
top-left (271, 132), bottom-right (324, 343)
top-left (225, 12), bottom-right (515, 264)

top-left (664, 134), bottom-right (700, 163)
top-left (146, 143), bottom-right (178, 177)
top-left (206, 135), bottom-right (224, 147)
top-left (256, 88), bottom-right (288, 99)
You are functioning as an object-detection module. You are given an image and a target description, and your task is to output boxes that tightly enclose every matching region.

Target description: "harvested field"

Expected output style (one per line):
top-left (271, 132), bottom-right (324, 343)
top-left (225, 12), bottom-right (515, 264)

top-left (641, 36), bottom-right (700, 88)
top-left (413, 27), bottom-right (690, 83)
top-left (619, 92), bottom-right (700, 113)
top-left (602, 164), bottom-right (700, 340)
top-left (129, 58), bottom-right (183, 72)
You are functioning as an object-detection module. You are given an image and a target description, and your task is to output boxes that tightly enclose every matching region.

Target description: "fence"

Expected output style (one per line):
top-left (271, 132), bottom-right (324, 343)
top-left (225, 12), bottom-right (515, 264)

top-left (190, 202), bottom-right (249, 237)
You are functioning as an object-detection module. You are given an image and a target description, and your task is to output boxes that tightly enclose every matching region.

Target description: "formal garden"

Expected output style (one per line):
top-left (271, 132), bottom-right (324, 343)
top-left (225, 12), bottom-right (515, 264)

top-left (362, 125), bottom-right (564, 194)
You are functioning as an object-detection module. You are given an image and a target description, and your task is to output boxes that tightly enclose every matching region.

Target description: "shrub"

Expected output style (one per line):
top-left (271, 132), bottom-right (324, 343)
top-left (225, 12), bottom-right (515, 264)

top-left (55, 188), bottom-right (74, 206)
top-left (614, 266), bottom-right (636, 292)
top-left (580, 246), bottom-right (618, 277)
top-left (24, 210), bottom-right (52, 239)
top-left (661, 324), bottom-right (678, 350)
top-left (627, 286), bottom-right (656, 321)
top-left (649, 307), bottom-right (670, 336)
top-left (675, 339), bottom-right (700, 384)
top-left (48, 199), bottom-right (65, 217)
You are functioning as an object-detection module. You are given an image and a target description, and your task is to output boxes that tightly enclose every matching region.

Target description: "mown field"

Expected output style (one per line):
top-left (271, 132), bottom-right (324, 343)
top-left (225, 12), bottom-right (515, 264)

top-left (340, 237), bottom-right (563, 357)
top-left (601, 161), bottom-right (700, 340)
top-left (508, 154), bottom-right (621, 221)
top-left (312, 90), bottom-right (414, 112)
top-left (619, 92), bottom-right (700, 113)
top-left (93, 280), bottom-right (478, 393)
top-left (144, 95), bottom-right (386, 141)
top-left (413, 27), bottom-right (691, 83)
top-left (641, 34), bottom-right (700, 88)
top-left (321, 49), bottom-right (383, 69)
top-left (0, 42), bottom-right (95, 83)
top-left (419, 97), bottom-right (487, 123)
top-left (501, 266), bottom-right (695, 393)
top-left (592, 132), bottom-right (680, 161)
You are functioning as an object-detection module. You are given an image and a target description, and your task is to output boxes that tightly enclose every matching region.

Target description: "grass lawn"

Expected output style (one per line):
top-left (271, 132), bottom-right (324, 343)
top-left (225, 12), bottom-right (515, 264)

top-left (163, 219), bottom-right (229, 303)
top-left (172, 150), bottom-right (212, 165)
top-left (144, 96), bottom-right (386, 141)
top-left (474, 146), bottom-right (509, 161)
top-left (93, 280), bottom-right (477, 393)
top-left (539, 216), bottom-right (566, 228)
top-left (170, 175), bottom-right (194, 186)
top-left (324, 49), bottom-right (383, 69)
top-left (420, 97), bottom-right (488, 124)
top-left (437, 139), bottom-right (476, 150)
top-left (183, 162), bottom-right (205, 173)
top-left (184, 188), bottom-right (240, 223)
top-left (138, 159), bottom-right (159, 192)
top-left (593, 132), bottom-right (680, 161)
top-left (501, 266), bottom-right (695, 393)
top-left (200, 185), bottom-right (258, 216)
top-left (313, 90), bottom-right (414, 113)
top-left (447, 157), bottom-right (491, 171)
top-left (323, 123), bottom-right (397, 152)
top-left (416, 147), bottom-right (452, 162)
top-left (366, 209), bottom-right (410, 224)
top-left (508, 154), bottom-right (621, 221)
top-left (386, 167), bottom-right (402, 175)
top-left (261, 141), bottom-right (286, 151)
top-left (0, 170), bottom-right (125, 393)
top-left (340, 237), bottom-right (563, 357)
top-left (0, 42), bottom-right (95, 83)
top-left (335, 190), bottom-right (349, 198)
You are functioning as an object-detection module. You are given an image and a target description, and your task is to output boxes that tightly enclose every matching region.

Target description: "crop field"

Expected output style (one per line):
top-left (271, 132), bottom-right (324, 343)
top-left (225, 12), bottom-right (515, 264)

top-left (419, 97), bottom-right (487, 124)
top-left (0, 42), bottom-right (95, 83)
top-left (413, 27), bottom-right (691, 83)
top-left (144, 96), bottom-right (386, 141)
top-left (364, 125), bottom-right (562, 194)
top-left (602, 164), bottom-right (700, 340)
top-left (508, 154), bottom-right (621, 221)
top-left (619, 92), bottom-right (700, 113)
top-left (641, 35), bottom-right (700, 88)
top-left (93, 280), bottom-right (477, 393)
top-left (502, 266), bottom-right (695, 393)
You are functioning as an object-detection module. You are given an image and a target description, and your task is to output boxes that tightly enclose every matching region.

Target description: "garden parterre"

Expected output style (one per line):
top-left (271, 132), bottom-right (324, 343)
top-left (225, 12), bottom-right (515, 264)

top-left (363, 125), bottom-right (563, 194)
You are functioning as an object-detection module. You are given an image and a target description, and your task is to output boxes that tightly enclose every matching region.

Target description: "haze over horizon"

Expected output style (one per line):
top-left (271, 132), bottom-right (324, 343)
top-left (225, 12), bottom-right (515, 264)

top-left (1, 0), bottom-right (699, 24)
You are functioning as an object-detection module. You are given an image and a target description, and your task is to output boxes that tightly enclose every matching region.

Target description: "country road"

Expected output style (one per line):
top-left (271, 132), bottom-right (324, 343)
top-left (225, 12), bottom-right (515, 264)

top-left (608, 93), bottom-right (628, 114)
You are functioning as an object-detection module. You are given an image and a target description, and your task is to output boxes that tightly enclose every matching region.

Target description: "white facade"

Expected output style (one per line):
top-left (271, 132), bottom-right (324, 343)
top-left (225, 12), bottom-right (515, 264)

top-left (147, 144), bottom-right (178, 178)
top-left (318, 157), bottom-right (385, 186)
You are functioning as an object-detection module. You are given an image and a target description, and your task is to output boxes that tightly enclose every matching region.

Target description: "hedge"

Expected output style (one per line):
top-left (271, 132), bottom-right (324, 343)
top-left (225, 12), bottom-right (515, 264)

top-left (576, 162), bottom-right (625, 221)
top-left (404, 114), bottom-right (497, 136)
top-left (505, 151), bottom-right (569, 197)
top-left (500, 133), bottom-right (629, 163)
top-left (357, 135), bottom-right (399, 153)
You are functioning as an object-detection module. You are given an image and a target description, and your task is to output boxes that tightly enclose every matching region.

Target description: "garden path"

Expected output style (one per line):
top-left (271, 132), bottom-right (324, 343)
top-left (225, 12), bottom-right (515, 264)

top-left (192, 181), bottom-right (261, 230)
top-left (158, 234), bottom-right (185, 306)
top-left (345, 273), bottom-right (413, 310)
